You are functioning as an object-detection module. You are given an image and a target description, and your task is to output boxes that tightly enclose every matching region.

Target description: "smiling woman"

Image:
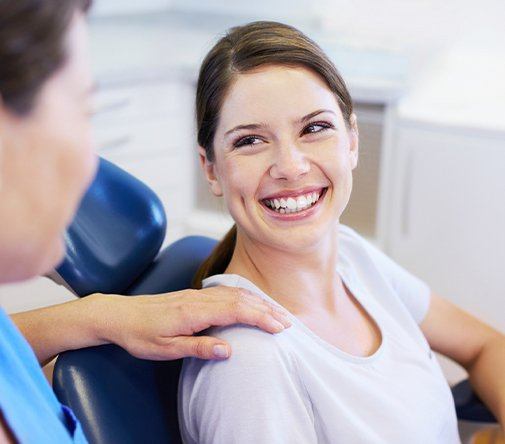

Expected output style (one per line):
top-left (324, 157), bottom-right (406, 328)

top-left (192, 22), bottom-right (357, 286)
top-left (205, 64), bottom-right (357, 250)
top-left (179, 21), bottom-right (505, 444)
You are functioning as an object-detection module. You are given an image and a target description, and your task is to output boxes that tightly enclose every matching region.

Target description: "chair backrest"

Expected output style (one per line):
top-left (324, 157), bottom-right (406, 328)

top-left (55, 157), bottom-right (167, 297)
top-left (53, 236), bottom-right (217, 444)
top-left (51, 156), bottom-right (217, 443)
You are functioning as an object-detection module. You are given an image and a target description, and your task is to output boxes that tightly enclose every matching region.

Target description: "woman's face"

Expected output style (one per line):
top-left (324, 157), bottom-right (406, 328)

top-left (201, 65), bottom-right (358, 253)
top-left (0, 13), bottom-right (97, 283)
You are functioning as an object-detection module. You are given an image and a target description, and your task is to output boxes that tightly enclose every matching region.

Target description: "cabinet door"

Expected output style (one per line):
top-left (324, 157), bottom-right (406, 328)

top-left (93, 80), bottom-right (196, 242)
top-left (388, 125), bottom-right (505, 333)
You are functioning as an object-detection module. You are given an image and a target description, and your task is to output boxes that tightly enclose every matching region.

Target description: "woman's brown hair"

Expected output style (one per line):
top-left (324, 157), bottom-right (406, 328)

top-left (0, 0), bottom-right (92, 115)
top-left (193, 21), bottom-right (353, 288)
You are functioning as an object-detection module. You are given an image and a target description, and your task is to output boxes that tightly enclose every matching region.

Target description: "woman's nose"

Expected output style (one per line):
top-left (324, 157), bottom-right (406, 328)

top-left (269, 143), bottom-right (310, 181)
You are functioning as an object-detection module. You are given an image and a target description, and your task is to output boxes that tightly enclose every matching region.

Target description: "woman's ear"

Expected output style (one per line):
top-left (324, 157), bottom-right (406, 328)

top-left (198, 146), bottom-right (223, 197)
top-left (348, 113), bottom-right (359, 170)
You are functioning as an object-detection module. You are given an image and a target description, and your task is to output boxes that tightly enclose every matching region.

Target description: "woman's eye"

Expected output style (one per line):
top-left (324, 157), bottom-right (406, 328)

top-left (234, 135), bottom-right (263, 148)
top-left (302, 121), bottom-right (333, 135)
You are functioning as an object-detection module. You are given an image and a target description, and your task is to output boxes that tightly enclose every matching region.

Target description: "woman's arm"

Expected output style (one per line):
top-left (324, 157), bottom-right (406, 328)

top-left (420, 292), bottom-right (505, 429)
top-left (11, 287), bottom-right (291, 366)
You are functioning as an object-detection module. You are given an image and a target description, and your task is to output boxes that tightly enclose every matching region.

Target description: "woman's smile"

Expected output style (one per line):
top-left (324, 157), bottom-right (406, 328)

top-left (259, 186), bottom-right (328, 221)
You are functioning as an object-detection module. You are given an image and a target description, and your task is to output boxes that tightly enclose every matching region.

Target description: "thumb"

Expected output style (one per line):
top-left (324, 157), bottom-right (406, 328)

top-left (169, 336), bottom-right (231, 360)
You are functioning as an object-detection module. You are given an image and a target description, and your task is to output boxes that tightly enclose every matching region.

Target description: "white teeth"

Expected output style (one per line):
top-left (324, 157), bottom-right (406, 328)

top-left (297, 195), bottom-right (308, 208)
top-left (262, 189), bottom-right (325, 214)
top-left (286, 197), bottom-right (297, 210)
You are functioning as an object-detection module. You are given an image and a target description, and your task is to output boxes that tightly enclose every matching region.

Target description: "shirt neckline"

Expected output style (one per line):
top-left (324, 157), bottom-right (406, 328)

top-left (202, 264), bottom-right (387, 365)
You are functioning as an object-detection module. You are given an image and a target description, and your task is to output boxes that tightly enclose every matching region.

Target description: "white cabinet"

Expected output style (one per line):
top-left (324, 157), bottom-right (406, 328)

top-left (387, 123), bottom-right (505, 334)
top-left (93, 79), bottom-right (196, 244)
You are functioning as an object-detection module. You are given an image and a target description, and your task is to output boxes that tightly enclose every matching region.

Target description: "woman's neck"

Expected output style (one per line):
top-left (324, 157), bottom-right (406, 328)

top-left (225, 224), bottom-right (343, 316)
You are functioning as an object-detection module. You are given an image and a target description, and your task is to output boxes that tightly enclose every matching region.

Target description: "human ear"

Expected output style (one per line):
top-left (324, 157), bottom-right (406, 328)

top-left (348, 113), bottom-right (359, 170)
top-left (198, 146), bottom-right (223, 197)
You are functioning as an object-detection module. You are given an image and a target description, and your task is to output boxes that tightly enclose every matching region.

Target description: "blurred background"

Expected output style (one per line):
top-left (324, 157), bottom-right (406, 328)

top-left (1, 0), bottom-right (504, 406)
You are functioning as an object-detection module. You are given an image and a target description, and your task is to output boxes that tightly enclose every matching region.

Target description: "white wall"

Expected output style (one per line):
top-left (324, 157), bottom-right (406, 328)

top-left (170, 0), bottom-right (505, 118)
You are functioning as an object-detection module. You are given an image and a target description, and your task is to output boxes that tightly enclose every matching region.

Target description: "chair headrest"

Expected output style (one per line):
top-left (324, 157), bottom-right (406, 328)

top-left (55, 157), bottom-right (166, 297)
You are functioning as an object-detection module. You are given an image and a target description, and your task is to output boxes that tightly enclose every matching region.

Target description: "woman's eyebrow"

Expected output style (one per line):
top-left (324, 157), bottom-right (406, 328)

top-left (300, 109), bottom-right (336, 123)
top-left (224, 123), bottom-right (267, 137)
top-left (224, 109), bottom-right (335, 137)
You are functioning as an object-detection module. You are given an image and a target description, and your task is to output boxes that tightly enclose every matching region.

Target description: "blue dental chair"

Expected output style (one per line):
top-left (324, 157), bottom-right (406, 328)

top-left (51, 158), bottom-right (496, 444)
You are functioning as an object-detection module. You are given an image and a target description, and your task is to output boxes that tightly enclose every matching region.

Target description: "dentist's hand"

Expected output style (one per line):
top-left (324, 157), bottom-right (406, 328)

top-left (97, 286), bottom-right (292, 360)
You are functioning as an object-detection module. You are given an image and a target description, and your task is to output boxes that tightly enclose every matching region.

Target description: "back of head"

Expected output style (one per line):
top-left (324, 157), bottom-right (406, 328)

top-left (192, 21), bottom-right (353, 288)
top-left (0, 0), bottom-right (92, 115)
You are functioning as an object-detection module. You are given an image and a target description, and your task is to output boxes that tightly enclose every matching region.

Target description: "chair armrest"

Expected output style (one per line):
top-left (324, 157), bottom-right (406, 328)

top-left (452, 379), bottom-right (497, 423)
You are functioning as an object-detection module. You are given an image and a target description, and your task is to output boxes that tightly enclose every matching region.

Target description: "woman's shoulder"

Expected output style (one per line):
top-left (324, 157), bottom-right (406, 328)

top-left (180, 323), bottom-right (306, 392)
top-left (338, 224), bottom-right (393, 268)
top-left (182, 324), bottom-right (294, 380)
top-left (178, 324), bottom-right (312, 444)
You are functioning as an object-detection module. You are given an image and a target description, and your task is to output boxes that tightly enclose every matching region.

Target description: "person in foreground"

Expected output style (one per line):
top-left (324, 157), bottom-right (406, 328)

top-left (0, 2), bottom-right (291, 442)
top-left (178, 21), bottom-right (505, 444)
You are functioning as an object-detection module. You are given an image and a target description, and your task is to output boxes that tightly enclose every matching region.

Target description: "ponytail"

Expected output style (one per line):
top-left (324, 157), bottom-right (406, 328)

top-left (192, 225), bottom-right (237, 289)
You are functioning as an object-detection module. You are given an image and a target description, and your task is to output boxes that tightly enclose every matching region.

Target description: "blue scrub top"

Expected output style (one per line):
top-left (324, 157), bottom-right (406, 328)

top-left (0, 308), bottom-right (87, 443)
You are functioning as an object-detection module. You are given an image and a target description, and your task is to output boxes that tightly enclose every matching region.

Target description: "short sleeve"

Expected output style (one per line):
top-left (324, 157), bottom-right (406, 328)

top-left (178, 325), bottom-right (317, 444)
top-left (339, 225), bottom-right (432, 324)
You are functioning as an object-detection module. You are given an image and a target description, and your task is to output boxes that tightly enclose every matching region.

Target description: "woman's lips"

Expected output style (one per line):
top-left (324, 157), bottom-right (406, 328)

top-left (260, 187), bottom-right (328, 220)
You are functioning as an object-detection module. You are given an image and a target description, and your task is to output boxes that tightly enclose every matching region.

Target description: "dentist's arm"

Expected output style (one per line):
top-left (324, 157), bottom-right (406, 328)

top-left (11, 286), bottom-right (291, 366)
top-left (420, 292), bottom-right (505, 430)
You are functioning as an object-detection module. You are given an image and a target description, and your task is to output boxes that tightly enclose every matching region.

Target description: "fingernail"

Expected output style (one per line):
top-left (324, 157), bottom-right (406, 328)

top-left (277, 314), bottom-right (292, 327)
top-left (270, 319), bottom-right (286, 332)
top-left (213, 344), bottom-right (229, 359)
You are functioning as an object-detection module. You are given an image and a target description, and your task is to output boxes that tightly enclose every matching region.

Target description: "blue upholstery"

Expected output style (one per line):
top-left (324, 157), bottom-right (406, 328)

top-left (52, 158), bottom-right (496, 444)
top-left (56, 158), bottom-right (166, 297)
top-left (54, 345), bottom-right (182, 444)
top-left (127, 235), bottom-right (218, 295)
top-left (453, 379), bottom-right (497, 423)
top-left (54, 236), bottom-right (216, 444)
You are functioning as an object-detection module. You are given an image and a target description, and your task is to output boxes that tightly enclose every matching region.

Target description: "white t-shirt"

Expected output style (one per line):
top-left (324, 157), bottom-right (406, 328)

top-left (178, 225), bottom-right (461, 444)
